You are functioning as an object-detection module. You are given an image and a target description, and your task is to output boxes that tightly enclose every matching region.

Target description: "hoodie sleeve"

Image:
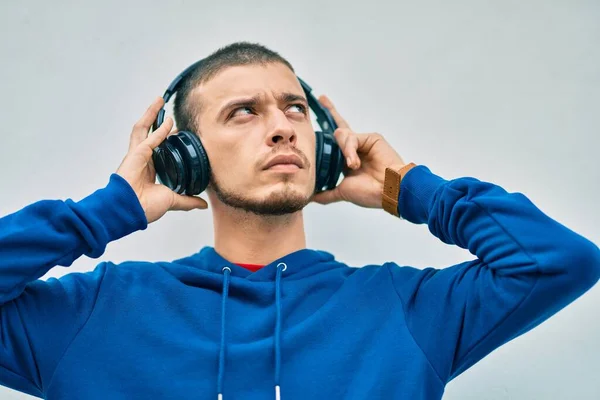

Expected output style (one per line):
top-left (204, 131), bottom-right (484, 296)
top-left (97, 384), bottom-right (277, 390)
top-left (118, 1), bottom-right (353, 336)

top-left (386, 165), bottom-right (600, 384)
top-left (0, 173), bottom-right (147, 396)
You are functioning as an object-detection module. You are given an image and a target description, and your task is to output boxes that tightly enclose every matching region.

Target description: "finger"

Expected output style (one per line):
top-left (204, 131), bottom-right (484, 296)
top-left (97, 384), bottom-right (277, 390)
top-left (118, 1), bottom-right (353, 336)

top-left (344, 134), bottom-right (360, 169)
top-left (334, 129), bottom-right (360, 169)
top-left (318, 95), bottom-right (350, 129)
top-left (144, 117), bottom-right (174, 150)
top-left (129, 96), bottom-right (165, 151)
top-left (166, 126), bottom-right (179, 138)
top-left (146, 126), bottom-right (178, 173)
top-left (312, 187), bottom-right (342, 205)
top-left (354, 132), bottom-right (381, 154)
top-left (171, 193), bottom-right (209, 211)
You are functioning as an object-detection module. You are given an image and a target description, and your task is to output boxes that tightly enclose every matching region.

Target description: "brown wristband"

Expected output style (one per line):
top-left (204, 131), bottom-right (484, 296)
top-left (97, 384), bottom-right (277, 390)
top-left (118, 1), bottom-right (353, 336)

top-left (382, 162), bottom-right (417, 218)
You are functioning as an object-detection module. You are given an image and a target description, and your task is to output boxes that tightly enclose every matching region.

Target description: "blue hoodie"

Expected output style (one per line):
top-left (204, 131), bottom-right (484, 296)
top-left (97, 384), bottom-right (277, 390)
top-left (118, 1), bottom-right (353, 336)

top-left (0, 165), bottom-right (598, 399)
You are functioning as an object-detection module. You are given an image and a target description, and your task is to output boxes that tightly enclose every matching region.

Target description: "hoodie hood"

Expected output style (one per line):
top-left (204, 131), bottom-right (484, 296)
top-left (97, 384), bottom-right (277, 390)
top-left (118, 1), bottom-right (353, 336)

top-left (173, 246), bottom-right (337, 282)
top-left (170, 246), bottom-right (338, 399)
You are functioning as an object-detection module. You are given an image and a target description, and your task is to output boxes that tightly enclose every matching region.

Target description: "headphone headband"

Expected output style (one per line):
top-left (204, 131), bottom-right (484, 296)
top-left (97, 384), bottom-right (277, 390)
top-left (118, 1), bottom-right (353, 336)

top-left (152, 59), bottom-right (338, 135)
top-left (151, 57), bottom-right (345, 195)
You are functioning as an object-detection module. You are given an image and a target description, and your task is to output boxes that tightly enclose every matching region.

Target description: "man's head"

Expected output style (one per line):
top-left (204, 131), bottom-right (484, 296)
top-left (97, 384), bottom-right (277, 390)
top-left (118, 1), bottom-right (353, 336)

top-left (173, 42), bottom-right (317, 216)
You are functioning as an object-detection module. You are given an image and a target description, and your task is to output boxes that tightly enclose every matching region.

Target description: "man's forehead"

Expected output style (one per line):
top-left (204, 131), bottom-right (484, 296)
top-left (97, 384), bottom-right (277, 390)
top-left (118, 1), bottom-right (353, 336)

top-left (194, 63), bottom-right (304, 108)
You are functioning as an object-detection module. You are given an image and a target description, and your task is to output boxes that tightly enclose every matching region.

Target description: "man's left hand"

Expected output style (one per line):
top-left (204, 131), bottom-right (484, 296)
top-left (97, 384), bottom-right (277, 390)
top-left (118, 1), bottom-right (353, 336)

top-left (312, 95), bottom-right (406, 209)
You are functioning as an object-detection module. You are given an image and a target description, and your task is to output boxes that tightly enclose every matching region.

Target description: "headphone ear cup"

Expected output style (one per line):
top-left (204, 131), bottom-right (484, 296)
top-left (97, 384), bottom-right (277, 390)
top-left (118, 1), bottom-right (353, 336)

top-left (314, 130), bottom-right (344, 193)
top-left (152, 131), bottom-right (210, 195)
top-left (152, 140), bottom-right (187, 194)
top-left (328, 133), bottom-right (345, 188)
top-left (314, 131), bottom-right (325, 192)
top-left (173, 131), bottom-right (210, 195)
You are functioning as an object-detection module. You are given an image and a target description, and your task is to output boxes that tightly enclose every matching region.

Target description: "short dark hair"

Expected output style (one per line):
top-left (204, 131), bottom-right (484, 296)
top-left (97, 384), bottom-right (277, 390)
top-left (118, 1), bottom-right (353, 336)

top-left (173, 41), bottom-right (295, 133)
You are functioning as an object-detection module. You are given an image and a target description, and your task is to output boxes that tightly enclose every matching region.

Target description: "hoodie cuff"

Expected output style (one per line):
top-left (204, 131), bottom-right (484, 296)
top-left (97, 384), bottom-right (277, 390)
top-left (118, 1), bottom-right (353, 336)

top-left (76, 173), bottom-right (148, 243)
top-left (398, 165), bottom-right (447, 224)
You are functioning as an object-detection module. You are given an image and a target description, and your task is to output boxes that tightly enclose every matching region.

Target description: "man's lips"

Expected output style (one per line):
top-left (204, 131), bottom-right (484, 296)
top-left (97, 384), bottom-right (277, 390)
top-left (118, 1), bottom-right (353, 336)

top-left (263, 154), bottom-right (304, 170)
top-left (265, 164), bottom-right (301, 172)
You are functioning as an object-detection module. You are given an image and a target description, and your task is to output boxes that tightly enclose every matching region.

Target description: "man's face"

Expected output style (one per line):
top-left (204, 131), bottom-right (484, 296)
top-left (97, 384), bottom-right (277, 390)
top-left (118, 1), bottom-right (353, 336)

top-left (193, 62), bottom-right (316, 216)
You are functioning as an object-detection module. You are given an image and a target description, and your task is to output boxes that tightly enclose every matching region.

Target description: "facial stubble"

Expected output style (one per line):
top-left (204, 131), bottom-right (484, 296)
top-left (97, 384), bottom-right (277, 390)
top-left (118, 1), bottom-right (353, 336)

top-left (208, 172), bottom-right (314, 216)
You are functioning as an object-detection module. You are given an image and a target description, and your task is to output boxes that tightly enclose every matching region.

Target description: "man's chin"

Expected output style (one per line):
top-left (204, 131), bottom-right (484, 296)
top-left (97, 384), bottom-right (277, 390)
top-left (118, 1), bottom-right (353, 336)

top-left (212, 182), bottom-right (313, 216)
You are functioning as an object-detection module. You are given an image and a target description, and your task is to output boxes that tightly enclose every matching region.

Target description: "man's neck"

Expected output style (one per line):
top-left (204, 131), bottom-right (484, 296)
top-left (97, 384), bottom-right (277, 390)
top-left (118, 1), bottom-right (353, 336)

top-left (211, 204), bottom-right (307, 266)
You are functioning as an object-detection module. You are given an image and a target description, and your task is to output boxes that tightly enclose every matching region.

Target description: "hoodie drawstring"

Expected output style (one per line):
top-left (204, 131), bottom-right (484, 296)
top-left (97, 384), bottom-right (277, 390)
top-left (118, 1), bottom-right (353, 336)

top-left (274, 262), bottom-right (287, 400)
top-left (218, 263), bottom-right (286, 400)
top-left (217, 266), bottom-right (231, 400)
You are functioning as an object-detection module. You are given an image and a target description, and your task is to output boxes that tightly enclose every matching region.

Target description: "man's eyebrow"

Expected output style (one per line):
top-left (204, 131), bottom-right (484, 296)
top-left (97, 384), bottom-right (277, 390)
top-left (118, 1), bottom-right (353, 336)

top-left (276, 92), bottom-right (308, 107)
top-left (216, 95), bottom-right (261, 120)
top-left (216, 92), bottom-right (308, 121)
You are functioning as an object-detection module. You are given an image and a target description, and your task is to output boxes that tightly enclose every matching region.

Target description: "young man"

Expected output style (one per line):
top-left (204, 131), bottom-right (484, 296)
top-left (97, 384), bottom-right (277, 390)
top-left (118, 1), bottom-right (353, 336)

top-left (0, 42), bottom-right (598, 400)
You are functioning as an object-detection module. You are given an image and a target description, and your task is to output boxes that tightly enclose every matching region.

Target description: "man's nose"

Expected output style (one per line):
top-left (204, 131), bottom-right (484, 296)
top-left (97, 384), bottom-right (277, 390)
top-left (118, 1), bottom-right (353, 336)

top-left (266, 110), bottom-right (297, 146)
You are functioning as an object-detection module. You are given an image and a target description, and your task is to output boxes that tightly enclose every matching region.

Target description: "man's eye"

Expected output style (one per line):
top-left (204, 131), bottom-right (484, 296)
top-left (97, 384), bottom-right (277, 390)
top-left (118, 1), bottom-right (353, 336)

top-left (231, 107), bottom-right (254, 118)
top-left (288, 104), bottom-right (307, 114)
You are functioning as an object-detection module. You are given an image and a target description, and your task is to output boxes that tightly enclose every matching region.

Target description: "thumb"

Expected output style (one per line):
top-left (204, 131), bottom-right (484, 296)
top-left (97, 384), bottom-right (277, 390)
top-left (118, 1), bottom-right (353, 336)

top-left (171, 194), bottom-right (209, 211)
top-left (312, 187), bottom-right (342, 205)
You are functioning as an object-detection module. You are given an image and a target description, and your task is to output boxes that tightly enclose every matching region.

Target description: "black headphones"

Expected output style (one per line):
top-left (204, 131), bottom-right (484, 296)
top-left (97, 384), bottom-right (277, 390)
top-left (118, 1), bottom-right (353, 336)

top-left (151, 59), bottom-right (345, 196)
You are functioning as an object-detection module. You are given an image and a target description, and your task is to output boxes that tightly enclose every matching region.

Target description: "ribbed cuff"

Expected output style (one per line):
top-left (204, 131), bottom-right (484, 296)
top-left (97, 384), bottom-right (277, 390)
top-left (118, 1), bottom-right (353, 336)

top-left (76, 173), bottom-right (148, 243)
top-left (398, 165), bottom-right (447, 224)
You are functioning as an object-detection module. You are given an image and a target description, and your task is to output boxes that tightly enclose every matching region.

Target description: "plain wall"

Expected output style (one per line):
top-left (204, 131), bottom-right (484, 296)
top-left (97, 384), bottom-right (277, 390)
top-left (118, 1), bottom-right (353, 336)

top-left (0, 0), bottom-right (598, 398)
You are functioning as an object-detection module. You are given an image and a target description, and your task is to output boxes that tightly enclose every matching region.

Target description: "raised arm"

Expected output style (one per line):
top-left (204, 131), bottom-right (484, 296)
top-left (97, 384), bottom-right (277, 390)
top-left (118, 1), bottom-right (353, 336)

top-left (0, 173), bottom-right (146, 395)
top-left (0, 97), bottom-right (207, 396)
top-left (311, 94), bottom-right (599, 384)
top-left (387, 165), bottom-right (600, 383)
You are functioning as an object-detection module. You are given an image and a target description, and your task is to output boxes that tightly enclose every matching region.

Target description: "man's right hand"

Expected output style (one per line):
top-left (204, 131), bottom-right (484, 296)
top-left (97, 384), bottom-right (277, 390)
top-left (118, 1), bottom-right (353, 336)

top-left (116, 97), bottom-right (208, 224)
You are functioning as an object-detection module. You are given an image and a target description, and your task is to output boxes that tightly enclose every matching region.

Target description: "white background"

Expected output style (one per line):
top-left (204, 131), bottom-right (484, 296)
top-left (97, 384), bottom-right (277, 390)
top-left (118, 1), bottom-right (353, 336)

top-left (0, 0), bottom-right (598, 398)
